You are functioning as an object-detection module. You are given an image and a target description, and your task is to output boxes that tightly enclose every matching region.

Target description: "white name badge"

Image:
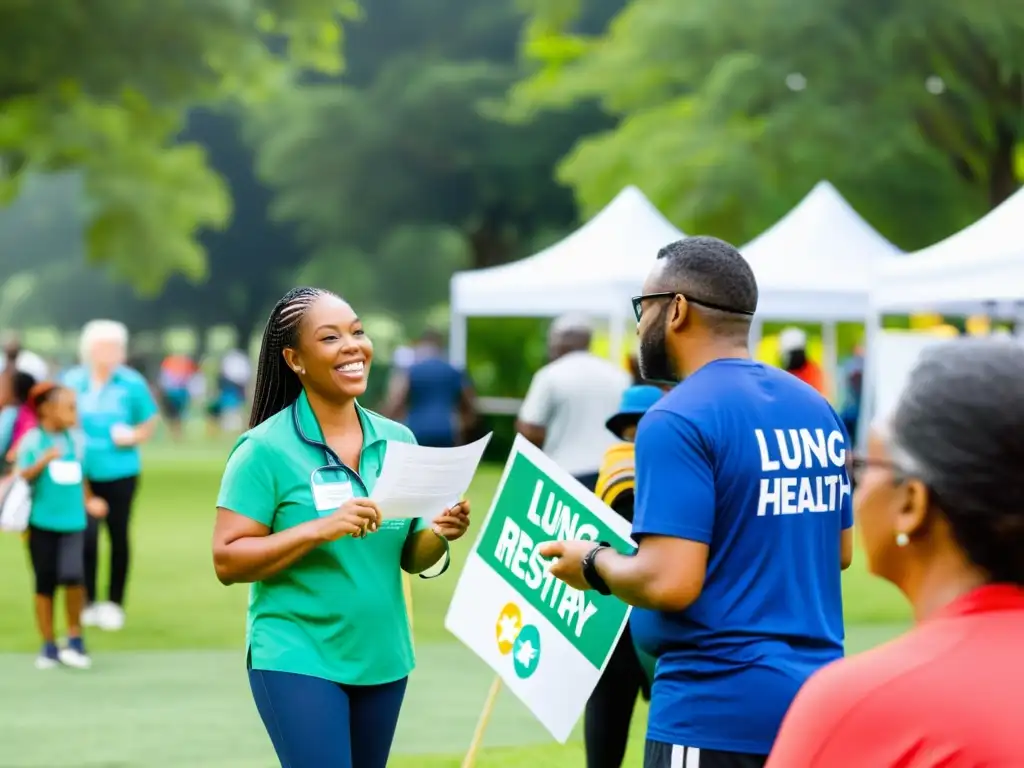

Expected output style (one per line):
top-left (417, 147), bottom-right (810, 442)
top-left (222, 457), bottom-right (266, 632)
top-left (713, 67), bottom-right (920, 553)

top-left (48, 460), bottom-right (83, 486)
top-left (110, 424), bottom-right (134, 441)
top-left (311, 480), bottom-right (354, 512)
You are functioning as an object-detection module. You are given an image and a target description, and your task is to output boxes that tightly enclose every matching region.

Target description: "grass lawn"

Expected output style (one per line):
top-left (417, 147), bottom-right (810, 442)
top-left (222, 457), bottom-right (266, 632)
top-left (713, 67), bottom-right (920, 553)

top-left (0, 438), bottom-right (910, 767)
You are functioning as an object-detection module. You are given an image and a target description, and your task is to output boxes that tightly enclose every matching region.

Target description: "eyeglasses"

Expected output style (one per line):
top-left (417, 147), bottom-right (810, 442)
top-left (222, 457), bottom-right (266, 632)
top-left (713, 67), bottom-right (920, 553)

top-left (631, 292), bottom-right (756, 323)
top-left (849, 455), bottom-right (906, 484)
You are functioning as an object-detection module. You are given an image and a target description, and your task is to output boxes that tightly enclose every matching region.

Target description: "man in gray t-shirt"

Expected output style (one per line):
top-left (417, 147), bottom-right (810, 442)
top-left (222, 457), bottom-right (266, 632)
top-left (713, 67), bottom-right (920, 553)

top-left (516, 314), bottom-right (630, 490)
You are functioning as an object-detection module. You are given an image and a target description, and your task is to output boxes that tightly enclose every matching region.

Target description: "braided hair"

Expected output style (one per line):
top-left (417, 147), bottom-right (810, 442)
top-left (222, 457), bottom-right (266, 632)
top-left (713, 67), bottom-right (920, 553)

top-left (249, 287), bottom-right (334, 428)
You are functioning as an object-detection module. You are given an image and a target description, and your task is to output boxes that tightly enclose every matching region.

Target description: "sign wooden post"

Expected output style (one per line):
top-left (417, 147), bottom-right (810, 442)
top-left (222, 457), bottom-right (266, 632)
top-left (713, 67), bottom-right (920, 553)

top-left (461, 676), bottom-right (502, 768)
top-left (403, 573), bottom-right (414, 633)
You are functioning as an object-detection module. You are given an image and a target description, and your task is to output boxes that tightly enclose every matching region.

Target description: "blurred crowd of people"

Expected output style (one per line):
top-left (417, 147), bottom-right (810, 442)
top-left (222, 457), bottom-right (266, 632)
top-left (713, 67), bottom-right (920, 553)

top-left (154, 347), bottom-right (252, 440)
top-left (0, 322), bottom-right (157, 668)
top-left (0, 323), bottom-right (256, 671)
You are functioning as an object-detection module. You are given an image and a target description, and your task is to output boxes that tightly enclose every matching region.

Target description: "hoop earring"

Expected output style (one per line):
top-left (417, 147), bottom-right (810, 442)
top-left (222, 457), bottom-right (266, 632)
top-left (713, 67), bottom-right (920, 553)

top-left (895, 532), bottom-right (910, 548)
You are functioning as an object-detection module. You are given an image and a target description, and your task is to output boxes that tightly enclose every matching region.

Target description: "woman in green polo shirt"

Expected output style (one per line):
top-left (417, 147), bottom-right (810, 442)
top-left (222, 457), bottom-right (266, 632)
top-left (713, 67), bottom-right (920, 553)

top-left (212, 287), bottom-right (471, 768)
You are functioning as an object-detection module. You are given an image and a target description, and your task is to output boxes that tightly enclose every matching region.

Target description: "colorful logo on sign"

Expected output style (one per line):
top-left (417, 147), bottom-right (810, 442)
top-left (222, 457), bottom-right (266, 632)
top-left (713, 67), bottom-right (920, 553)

top-left (495, 602), bottom-right (541, 679)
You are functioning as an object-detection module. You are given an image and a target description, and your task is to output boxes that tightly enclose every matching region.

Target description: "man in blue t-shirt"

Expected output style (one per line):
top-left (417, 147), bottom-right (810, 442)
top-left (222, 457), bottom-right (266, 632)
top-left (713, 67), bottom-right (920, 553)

top-left (382, 330), bottom-right (476, 447)
top-left (541, 236), bottom-right (854, 768)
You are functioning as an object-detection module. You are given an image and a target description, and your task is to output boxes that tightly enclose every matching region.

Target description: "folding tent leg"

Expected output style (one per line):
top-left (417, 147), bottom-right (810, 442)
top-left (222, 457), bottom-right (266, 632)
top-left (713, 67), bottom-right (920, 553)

top-left (822, 320), bottom-right (838, 402)
top-left (449, 312), bottom-right (468, 368)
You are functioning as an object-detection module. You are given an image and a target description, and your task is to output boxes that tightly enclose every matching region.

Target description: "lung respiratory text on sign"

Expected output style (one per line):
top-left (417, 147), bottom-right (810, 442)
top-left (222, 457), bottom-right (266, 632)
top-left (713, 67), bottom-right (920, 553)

top-left (492, 477), bottom-right (602, 639)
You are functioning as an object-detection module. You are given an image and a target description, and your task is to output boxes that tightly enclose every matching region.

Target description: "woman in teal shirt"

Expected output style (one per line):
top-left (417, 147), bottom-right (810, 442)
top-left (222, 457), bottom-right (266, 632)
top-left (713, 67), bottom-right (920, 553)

top-left (17, 383), bottom-right (108, 670)
top-left (63, 320), bottom-right (159, 633)
top-left (212, 287), bottom-right (472, 768)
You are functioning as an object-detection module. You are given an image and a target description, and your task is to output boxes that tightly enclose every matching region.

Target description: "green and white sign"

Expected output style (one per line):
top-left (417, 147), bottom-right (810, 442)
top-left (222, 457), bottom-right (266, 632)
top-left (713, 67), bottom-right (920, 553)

top-left (445, 436), bottom-right (634, 743)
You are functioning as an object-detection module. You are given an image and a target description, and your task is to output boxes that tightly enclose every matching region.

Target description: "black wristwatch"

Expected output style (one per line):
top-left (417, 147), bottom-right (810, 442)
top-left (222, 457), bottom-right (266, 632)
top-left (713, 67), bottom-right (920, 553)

top-left (581, 542), bottom-right (612, 595)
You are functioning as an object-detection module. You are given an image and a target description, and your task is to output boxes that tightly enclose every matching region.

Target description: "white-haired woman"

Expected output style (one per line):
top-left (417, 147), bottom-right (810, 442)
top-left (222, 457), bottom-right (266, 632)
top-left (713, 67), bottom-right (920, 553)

top-left (62, 320), bottom-right (158, 631)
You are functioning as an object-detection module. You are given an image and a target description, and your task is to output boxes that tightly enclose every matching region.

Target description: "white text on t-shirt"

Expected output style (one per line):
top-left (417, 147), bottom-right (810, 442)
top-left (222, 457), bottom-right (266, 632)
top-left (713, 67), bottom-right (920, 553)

top-left (754, 428), bottom-right (850, 516)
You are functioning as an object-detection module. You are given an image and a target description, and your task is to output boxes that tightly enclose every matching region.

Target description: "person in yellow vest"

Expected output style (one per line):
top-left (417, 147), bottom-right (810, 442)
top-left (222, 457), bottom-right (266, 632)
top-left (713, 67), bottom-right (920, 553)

top-left (587, 384), bottom-right (663, 768)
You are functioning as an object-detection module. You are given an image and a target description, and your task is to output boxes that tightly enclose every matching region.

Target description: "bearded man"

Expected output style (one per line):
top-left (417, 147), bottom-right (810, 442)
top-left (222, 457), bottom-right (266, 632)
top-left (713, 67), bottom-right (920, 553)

top-left (541, 236), bottom-right (854, 768)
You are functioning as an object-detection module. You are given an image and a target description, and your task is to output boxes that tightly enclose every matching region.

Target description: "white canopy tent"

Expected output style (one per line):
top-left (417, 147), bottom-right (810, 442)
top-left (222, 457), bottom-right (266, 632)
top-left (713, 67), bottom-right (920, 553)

top-left (448, 186), bottom-right (686, 366)
top-left (858, 185), bottom-right (1024, 447)
top-left (740, 180), bottom-right (902, 391)
top-left (742, 180), bottom-right (903, 319)
top-left (871, 185), bottom-right (1024, 314)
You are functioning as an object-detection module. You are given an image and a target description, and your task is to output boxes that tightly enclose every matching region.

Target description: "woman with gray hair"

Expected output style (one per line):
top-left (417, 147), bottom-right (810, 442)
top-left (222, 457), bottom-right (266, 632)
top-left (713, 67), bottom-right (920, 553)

top-left (62, 320), bottom-right (159, 632)
top-left (767, 338), bottom-right (1024, 767)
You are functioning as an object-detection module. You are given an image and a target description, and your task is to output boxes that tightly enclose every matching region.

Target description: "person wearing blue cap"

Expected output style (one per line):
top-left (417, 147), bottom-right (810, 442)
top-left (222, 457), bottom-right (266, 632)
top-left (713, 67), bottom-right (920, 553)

top-left (585, 383), bottom-right (663, 768)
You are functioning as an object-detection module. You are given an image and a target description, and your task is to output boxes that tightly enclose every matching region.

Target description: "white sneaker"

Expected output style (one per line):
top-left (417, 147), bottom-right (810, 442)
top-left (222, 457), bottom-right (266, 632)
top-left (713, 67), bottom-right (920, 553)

top-left (58, 646), bottom-right (92, 670)
top-left (35, 645), bottom-right (60, 670)
top-left (97, 602), bottom-right (125, 632)
top-left (81, 604), bottom-right (101, 628)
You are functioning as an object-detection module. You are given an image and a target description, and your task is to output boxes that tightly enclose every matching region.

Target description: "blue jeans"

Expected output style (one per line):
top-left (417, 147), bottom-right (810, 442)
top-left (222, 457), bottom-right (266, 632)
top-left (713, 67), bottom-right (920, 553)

top-left (248, 669), bottom-right (408, 768)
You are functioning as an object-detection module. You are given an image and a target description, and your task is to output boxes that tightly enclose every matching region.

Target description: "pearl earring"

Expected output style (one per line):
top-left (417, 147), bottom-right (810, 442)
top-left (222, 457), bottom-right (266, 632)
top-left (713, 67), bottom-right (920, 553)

top-left (895, 532), bottom-right (910, 547)
top-left (298, 368), bottom-right (305, 375)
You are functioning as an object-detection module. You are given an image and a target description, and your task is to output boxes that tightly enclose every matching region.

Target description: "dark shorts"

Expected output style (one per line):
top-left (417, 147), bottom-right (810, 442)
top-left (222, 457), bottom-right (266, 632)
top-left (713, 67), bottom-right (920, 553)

top-left (162, 389), bottom-right (189, 420)
top-left (28, 526), bottom-right (85, 596)
top-left (645, 741), bottom-right (767, 768)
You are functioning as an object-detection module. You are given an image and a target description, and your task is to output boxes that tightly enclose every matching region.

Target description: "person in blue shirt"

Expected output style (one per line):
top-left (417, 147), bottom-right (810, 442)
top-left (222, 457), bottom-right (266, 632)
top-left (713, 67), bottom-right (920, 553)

top-left (381, 329), bottom-right (476, 447)
top-left (838, 343), bottom-right (864, 447)
top-left (541, 236), bottom-right (854, 768)
top-left (63, 320), bottom-right (159, 633)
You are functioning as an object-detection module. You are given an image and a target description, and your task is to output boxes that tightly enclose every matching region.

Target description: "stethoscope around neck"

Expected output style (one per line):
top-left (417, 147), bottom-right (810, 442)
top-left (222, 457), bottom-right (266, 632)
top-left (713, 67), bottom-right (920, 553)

top-left (291, 400), bottom-right (370, 491)
top-left (291, 401), bottom-right (345, 469)
top-left (290, 400), bottom-right (451, 579)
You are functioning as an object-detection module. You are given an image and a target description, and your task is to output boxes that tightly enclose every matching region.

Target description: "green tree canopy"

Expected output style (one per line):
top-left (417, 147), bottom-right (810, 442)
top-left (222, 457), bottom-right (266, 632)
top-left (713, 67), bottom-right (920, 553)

top-left (249, 0), bottom-right (622, 329)
top-left (512, 0), bottom-right (1024, 248)
top-left (0, 0), bottom-right (357, 293)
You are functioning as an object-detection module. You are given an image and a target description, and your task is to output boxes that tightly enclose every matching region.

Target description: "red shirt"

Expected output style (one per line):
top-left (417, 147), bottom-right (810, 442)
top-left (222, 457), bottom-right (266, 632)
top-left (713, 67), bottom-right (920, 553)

top-left (767, 585), bottom-right (1024, 767)
top-left (789, 361), bottom-right (825, 394)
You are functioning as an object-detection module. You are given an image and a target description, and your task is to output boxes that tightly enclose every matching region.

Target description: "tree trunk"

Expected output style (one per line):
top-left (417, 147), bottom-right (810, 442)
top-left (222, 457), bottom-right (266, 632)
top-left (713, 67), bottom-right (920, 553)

top-left (467, 219), bottom-right (513, 270)
top-left (988, 72), bottom-right (1023, 208)
top-left (988, 121), bottom-right (1018, 208)
top-left (192, 324), bottom-right (211, 359)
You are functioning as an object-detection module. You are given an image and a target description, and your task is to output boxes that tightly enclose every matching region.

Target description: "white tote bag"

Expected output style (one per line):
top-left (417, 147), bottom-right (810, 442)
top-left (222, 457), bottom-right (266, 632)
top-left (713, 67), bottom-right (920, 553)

top-left (0, 474), bottom-right (31, 532)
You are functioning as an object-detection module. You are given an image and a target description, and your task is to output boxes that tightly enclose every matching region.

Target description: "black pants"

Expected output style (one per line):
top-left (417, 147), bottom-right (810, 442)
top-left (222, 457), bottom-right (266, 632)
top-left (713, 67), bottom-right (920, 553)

top-left (84, 475), bottom-right (138, 606)
top-left (645, 741), bottom-right (766, 768)
top-left (249, 668), bottom-right (408, 768)
top-left (28, 527), bottom-right (85, 597)
top-left (584, 625), bottom-right (650, 768)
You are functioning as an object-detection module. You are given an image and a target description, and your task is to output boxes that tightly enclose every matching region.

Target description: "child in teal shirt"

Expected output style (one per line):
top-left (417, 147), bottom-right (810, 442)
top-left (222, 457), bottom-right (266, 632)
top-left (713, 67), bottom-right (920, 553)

top-left (16, 383), bottom-right (107, 670)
